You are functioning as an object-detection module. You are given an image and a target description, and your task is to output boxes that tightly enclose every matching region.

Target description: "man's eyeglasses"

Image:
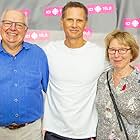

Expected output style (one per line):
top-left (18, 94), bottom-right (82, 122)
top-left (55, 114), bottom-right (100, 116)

top-left (108, 48), bottom-right (131, 55)
top-left (1, 20), bottom-right (28, 30)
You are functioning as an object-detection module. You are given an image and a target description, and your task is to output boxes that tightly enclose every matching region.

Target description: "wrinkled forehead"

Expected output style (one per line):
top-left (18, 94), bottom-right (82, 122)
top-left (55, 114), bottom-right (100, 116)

top-left (2, 10), bottom-right (27, 24)
top-left (64, 7), bottom-right (87, 20)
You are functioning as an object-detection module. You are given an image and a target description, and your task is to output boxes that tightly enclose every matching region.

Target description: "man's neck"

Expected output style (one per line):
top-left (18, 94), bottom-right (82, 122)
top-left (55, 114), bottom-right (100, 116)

top-left (64, 38), bottom-right (86, 49)
top-left (2, 42), bottom-right (22, 56)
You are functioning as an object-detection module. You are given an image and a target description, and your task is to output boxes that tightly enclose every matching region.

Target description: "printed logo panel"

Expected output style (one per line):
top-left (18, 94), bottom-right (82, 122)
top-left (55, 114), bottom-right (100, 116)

top-left (123, 18), bottom-right (140, 28)
top-left (25, 30), bottom-right (49, 42)
top-left (44, 3), bottom-right (115, 17)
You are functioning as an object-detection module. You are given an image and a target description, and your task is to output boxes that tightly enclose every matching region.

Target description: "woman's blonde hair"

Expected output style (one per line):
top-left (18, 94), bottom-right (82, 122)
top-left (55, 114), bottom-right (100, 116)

top-left (105, 30), bottom-right (139, 62)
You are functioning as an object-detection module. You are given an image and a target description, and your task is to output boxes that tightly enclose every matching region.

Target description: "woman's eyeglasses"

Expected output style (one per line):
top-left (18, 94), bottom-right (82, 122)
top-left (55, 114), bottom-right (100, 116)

top-left (108, 48), bottom-right (131, 55)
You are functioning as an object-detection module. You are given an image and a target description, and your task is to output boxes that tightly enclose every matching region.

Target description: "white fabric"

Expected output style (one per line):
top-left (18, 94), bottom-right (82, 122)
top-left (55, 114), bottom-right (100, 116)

top-left (43, 40), bottom-right (105, 139)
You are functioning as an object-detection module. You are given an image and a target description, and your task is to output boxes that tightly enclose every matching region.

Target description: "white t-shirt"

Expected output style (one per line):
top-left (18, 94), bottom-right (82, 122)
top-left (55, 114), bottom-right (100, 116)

top-left (43, 40), bottom-right (105, 139)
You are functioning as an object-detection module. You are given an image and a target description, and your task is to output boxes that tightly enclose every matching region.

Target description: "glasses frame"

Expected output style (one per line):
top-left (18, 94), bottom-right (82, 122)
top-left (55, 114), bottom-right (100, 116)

top-left (1, 20), bottom-right (28, 30)
top-left (108, 48), bottom-right (131, 55)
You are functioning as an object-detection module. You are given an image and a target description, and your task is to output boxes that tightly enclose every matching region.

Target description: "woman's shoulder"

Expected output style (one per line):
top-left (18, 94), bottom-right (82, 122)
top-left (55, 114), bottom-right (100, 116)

top-left (99, 67), bottom-right (112, 79)
top-left (132, 68), bottom-right (140, 83)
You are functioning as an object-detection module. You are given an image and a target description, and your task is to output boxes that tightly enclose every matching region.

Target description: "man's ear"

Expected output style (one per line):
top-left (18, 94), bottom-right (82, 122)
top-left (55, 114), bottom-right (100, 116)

top-left (85, 20), bottom-right (88, 28)
top-left (0, 25), bottom-right (2, 34)
top-left (25, 26), bottom-right (28, 32)
top-left (60, 18), bottom-right (63, 29)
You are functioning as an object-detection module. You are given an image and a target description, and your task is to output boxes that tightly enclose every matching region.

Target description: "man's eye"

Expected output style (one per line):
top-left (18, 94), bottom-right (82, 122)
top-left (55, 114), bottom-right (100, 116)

top-left (77, 19), bottom-right (83, 22)
top-left (4, 22), bottom-right (11, 25)
top-left (67, 19), bottom-right (73, 21)
top-left (17, 24), bottom-right (23, 27)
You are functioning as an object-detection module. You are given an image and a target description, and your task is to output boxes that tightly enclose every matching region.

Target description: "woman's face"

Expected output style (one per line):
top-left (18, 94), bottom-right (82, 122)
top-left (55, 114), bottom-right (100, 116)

top-left (108, 39), bottom-right (133, 70)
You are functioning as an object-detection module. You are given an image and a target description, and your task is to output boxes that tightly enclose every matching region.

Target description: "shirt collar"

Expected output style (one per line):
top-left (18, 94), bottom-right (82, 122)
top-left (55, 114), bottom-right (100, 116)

top-left (22, 41), bottom-right (31, 50)
top-left (0, 41), bottom-right (4, 52)
top-left (0, 40), bottom-right (31, 53)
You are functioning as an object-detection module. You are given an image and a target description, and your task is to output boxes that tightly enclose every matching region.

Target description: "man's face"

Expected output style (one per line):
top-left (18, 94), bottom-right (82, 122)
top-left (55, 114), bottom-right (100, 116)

top-left (0, 10), bottom-right (28, 49)
top-left (61, 7), bottom-right (87, 40)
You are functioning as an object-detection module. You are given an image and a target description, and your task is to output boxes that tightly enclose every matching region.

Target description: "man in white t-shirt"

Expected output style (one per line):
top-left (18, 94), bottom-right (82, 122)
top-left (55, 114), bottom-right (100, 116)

top-left (43, 1), bottom-right (105, 140)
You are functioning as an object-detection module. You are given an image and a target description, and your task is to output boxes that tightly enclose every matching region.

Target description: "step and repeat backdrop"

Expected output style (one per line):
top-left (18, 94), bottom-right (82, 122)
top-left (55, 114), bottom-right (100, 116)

top-left (0, 0), bottom-right (140, 68)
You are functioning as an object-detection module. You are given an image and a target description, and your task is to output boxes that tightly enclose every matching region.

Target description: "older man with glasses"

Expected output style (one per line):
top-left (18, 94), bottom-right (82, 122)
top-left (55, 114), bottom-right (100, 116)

top-left (0, 9), bottom-right (49, 140)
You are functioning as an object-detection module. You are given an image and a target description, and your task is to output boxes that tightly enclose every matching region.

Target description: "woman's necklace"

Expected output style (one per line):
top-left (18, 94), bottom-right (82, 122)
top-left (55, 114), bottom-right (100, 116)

top-left (112, 66), bottom-right (134, 87)
top-left (113, 73), bottom-right (121, 87)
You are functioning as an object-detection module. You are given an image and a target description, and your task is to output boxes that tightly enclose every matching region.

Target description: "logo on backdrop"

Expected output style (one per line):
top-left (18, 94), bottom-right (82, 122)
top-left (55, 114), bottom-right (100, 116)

top-left (123, 18), bottom-right (140, 28)
top-left (25, 30), bottom-right (49, 42)
top-left (20, 9), bottom-right (31, 16)
top-left (83, 27), bottom-right (93, 40)
top-left (44, 3), bottom-right (115, 16)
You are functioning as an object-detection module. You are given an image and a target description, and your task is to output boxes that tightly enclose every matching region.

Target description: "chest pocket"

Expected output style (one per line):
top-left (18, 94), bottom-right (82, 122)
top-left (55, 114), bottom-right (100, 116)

top-left (21, 66), bottom-right (42, 89)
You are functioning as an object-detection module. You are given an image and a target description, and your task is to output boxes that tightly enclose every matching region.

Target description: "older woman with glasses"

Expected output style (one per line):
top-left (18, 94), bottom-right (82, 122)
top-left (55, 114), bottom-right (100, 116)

top-left (95, 30), bottom-right (140, 140)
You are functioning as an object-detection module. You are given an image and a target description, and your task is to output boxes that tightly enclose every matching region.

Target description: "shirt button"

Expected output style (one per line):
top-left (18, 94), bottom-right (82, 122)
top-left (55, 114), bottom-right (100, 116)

top-left (14, 70), bottom-right (17, 73)
top-left (14, 98), bottom-right (18, 102)
top-left (15, 114), bottom-right (19, 117)
top-left (14, 57), bottom-right (16, 60)
top-left (14, 83), bottom-right (18, 87)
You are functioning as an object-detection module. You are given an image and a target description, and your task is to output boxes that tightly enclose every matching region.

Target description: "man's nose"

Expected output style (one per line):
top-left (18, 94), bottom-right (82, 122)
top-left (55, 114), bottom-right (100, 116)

top-left (9, 23), bottom-right (16, 30)
top-left (72, 20), bottom-right (77, 27)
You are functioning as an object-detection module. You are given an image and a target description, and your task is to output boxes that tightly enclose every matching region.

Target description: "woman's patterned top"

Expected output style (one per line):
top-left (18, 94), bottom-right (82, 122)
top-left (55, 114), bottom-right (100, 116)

top-left (96, 68), bottom-right (140, 140)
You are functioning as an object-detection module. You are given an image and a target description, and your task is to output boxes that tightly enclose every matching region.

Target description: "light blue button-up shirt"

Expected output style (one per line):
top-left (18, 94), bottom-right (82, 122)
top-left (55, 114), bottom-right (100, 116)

top-left (0, 41), bottom-right (49, 126)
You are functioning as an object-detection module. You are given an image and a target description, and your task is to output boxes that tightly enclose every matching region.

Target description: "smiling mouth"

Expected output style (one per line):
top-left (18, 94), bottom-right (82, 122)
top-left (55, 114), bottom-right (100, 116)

top-left (7, 32), bottom-right (17, 36)
top-left (114, 60), bottom-right (122, 63)
top-left (71, 30), bottom-right (78, 32)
